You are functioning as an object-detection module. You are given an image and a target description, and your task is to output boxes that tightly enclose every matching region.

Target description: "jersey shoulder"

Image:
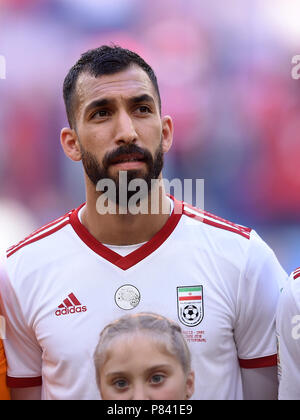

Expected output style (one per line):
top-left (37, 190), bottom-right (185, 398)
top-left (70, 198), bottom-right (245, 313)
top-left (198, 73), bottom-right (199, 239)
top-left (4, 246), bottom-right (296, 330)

top-left (6, 209), bottom-right (75, 259)
top-left (277, 269), bottom-right (300, 327)
top-left (278, 269), bottom-right (300, 313)
top-left (182, 201), bottom-right (252, 240)
top-left (289, 268), bottom-right (300, 304)
top-left (291, 267), bottom-right (300, 281)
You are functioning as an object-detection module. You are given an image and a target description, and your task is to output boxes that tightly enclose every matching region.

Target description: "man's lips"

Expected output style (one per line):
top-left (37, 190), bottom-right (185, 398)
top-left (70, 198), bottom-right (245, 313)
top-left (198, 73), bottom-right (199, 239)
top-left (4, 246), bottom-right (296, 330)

top-left (109, 153), bottom-right (146, 165)
top-left (111, 160), bottom-right (146, 170)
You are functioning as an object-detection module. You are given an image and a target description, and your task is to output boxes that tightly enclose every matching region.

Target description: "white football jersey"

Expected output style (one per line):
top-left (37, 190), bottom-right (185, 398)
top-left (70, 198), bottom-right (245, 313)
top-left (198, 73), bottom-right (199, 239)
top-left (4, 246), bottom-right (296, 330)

top-left (0, 197), bottom-right (287, 400)
top-left (276, 269), bottom-right (300, 400)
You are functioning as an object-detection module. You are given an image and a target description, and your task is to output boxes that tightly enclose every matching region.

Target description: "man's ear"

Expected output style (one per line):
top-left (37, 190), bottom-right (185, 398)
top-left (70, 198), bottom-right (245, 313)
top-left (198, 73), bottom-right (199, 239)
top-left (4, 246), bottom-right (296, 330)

top-left (60, 127), bottom-right (82, 162)
top-left (161, 115), bottom-right (173, 154)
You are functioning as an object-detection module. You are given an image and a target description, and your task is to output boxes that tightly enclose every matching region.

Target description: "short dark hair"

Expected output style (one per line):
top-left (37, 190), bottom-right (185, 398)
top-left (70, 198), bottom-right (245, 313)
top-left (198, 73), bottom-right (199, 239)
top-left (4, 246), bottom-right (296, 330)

top-left (63, 45), bottom-right (161, 128)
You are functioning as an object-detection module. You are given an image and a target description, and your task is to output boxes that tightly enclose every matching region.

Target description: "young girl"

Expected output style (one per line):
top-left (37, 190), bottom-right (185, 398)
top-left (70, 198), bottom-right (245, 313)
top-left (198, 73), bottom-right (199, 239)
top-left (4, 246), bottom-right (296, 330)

top-left (94, 312), bottom-right (194, 400)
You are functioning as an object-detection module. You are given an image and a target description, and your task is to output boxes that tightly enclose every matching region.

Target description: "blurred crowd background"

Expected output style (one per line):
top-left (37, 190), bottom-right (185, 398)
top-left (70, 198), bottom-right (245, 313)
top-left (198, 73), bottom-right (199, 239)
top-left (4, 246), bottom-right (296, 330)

top-left (0, 0), bottom-right (300, 274)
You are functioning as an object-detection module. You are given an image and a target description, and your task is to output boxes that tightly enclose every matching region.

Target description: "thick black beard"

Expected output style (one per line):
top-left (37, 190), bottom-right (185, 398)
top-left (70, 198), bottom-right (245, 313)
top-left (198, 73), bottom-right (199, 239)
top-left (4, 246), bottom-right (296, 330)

top-left (80, 141), bottom-right (164, 205)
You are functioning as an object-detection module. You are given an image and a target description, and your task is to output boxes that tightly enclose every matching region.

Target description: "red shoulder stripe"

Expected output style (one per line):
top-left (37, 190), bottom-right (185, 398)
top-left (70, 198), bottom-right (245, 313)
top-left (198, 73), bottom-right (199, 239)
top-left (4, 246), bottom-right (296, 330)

top-left (7, 215), bottom-right (71, 258)
top-left (183, 204), bottom-right (251, 239)
top-left (7, 212), bottom-right (72, 253)
top-left (184, 202), bottom-right (251, 233)
top-left (292, 268), bottom-right (300, 280)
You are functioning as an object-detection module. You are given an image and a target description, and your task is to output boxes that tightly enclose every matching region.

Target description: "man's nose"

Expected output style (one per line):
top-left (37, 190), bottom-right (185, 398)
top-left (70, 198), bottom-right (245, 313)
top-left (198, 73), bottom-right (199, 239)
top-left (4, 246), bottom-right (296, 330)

top-left (114, 111), bottom-right (138, 146)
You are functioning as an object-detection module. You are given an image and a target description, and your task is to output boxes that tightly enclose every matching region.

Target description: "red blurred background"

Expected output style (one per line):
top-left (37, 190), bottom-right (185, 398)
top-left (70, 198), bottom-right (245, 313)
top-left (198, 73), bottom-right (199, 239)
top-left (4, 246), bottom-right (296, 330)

top-left (0, 0), bottom-right (300, 273)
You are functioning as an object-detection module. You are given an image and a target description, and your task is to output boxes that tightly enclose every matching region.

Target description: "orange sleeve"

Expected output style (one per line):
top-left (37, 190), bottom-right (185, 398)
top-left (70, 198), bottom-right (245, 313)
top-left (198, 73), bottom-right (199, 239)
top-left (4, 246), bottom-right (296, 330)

top-left (0, 339), bottom-right (10, 400)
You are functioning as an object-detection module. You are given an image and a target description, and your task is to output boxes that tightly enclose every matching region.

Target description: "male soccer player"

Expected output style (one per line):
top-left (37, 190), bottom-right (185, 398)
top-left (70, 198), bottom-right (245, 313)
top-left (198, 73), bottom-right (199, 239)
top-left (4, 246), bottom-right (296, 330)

top-left (276, 268), bottom-right (300, 399)
top-left (0, 46), bottom-right (287, 400)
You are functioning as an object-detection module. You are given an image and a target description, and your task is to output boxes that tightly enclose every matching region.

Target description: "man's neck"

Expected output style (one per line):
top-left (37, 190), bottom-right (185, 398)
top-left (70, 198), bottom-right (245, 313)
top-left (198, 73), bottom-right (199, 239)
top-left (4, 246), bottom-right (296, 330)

top-left (80, 186), bottom-right (171, 246)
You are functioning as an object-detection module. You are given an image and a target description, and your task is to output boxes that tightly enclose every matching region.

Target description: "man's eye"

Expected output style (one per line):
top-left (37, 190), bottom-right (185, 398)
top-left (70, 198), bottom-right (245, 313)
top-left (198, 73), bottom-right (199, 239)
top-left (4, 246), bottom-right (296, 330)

top-left (92, 110), bottom-right (109, 118)
top-left (150, 374), bottom-right (165, 385)
top-left (137, 106), bottom-right (151, 113)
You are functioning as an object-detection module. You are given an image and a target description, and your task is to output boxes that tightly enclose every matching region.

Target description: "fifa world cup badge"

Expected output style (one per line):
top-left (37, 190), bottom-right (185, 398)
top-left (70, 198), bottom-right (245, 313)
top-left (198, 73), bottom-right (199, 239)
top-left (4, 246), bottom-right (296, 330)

top-left (114, 284), bottom-right (141, 310)
top-left (177, 286), bottom-right (204, 327)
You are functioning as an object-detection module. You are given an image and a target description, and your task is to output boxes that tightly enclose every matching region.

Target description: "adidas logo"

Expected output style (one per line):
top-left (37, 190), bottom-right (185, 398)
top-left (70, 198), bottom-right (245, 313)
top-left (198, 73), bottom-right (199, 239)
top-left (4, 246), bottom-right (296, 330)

top-left (55, 293), bottom-right (87, 316)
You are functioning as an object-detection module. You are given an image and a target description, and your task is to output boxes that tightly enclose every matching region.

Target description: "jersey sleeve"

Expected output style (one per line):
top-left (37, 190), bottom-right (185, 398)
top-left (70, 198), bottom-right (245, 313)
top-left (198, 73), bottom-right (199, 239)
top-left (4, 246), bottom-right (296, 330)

top-left (0, 263), bottom-right (42, 388)
top-left (276, 272), bottom-right (300, 399)
top-left (234, 230), bottom-right (288, 368)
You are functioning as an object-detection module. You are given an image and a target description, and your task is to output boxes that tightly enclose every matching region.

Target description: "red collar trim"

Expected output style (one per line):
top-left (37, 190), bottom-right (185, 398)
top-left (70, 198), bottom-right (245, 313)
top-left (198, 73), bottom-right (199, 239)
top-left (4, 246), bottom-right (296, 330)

top-left (69, 196), bottom-right (183, 270)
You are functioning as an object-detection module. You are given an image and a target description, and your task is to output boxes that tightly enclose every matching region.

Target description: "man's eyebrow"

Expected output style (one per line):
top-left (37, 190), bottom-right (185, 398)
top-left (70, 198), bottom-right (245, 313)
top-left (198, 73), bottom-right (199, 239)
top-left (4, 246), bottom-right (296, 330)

top-left (84, 98), bottom-right (112, 116)
top-left (84, 94), bottom-right (155, 117)
top-left (84, 98), bottom-right (109, 112)
top-left (130, 94), bottom-right (155, 105)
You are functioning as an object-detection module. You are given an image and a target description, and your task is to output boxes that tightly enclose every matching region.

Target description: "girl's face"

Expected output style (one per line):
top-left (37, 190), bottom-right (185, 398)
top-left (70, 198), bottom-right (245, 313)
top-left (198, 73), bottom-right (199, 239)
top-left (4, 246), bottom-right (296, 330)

top-left (99, 333), bottom-right (194, 400)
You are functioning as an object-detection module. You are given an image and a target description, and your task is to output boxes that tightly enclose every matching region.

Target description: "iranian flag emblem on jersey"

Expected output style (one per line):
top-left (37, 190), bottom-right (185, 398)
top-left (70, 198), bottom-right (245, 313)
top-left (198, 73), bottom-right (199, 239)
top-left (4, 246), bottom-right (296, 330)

top-left (177, 286), bottom-right (203, 327)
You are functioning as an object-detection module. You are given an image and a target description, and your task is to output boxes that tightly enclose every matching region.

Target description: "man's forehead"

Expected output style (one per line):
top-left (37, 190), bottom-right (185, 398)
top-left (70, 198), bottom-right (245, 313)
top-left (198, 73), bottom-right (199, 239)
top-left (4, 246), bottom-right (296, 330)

top-left (76, 66), bottom-right (156, 106)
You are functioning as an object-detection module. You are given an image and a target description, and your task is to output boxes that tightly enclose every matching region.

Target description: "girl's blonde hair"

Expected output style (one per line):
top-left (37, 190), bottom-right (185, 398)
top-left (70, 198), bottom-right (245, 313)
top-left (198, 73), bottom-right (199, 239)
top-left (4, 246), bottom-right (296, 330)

top-left (94, 312), bottom-right (192, 388)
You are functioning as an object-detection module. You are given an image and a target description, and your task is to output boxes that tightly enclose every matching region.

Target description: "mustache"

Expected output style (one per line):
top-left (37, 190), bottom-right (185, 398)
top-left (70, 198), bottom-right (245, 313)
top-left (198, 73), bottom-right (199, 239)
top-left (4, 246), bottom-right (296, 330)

top-left (103, 144), bottom-right (153, 169)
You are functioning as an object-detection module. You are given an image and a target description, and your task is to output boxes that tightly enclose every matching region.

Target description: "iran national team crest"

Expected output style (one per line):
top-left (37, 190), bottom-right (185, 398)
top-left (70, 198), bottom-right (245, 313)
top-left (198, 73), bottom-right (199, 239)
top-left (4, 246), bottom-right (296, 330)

top-left (177, 286), bottom-right (203, 327)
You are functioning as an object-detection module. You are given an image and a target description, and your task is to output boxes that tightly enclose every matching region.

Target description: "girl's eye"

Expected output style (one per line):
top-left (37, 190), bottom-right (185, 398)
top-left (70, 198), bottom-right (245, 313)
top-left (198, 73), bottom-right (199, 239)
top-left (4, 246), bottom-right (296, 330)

top-left (114, 379), bottom-right (128, 389)
top-left (150, 374), bottom-right (165, 385)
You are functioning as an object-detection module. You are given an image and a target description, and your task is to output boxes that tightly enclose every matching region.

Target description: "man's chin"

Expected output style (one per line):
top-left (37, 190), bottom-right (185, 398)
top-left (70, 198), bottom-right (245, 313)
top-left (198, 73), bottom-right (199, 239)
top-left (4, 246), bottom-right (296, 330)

top-left (108, 167), bottom-right (148, 181)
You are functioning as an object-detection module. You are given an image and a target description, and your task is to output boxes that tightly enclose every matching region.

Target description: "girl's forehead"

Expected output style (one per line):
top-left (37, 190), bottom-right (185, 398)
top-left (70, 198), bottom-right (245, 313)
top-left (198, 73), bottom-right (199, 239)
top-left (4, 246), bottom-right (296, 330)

top-left (106, 331), bottom-right (172, 354)
top-left (102, 332), bottom-right (182, 372)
